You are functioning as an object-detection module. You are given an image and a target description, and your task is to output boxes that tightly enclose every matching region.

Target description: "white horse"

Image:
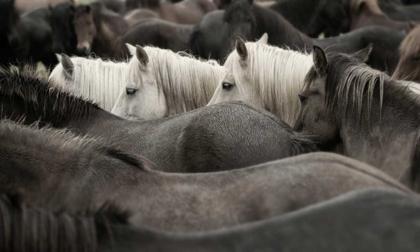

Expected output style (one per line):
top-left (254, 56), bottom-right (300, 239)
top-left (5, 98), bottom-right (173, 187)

top-left (208, 34), bottom-right (313, 127)
top-left (111, 44), bottom-right (225, 120)
top-left (49, 54), bottom-right (128, 111)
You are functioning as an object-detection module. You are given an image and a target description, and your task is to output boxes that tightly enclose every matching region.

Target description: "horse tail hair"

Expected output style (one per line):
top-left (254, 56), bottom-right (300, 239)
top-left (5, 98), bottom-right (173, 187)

top-left (0, 193), bottom-right (129, 252)
top-left (290, 131), bottom-right (318, 156)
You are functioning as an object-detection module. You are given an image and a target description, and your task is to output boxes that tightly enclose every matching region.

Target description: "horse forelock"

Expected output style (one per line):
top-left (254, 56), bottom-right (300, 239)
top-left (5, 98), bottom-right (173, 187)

top-left (0, 193), bottom-right (129, 252)
top-left (230, 41), bottom-right (313, 126)
top-left (129, 46), bottom-right (224, 116)
top-left (0, 120), bottom-right (151, 171)
top-left (0, 67), bottom-right (97, 125)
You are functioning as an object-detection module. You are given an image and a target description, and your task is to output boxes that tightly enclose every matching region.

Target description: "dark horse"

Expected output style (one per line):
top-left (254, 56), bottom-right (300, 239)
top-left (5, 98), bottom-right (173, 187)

top-left (269, 0), bottom-right (350, 37)
top-left (50, 2), bottom-right (78, 56)
top-left (0, 0), bottom-right (21, 66)
top-left (74, 3), bottom-right (129, 59)
top-left (121, 19), bottom-right (192, 55)
top-left (0, 68), bottom-right (317, 173)
top-left (0, 1), bottom-right (77, 67)
top-left (295, 45), bottom-right (420, 192)
top-left (378, 0), bottom-right (420, 21)
top-left (125, 0), bottom-right (216, 24)
top-left (0, 120), bottom-right (410, 231)
top-left (2, 189), bottom-right (420, 251)
top-left (189, 0), bottom-right (404, 73)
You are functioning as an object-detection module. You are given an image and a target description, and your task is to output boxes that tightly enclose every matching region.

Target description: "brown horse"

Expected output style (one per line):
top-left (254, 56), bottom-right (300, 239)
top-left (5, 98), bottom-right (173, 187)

top-left (126, 0), bottom-right (217, 24)
top-left (392, 24), bottom-right (420, 82)
top-left (350, 0), bottom-right (412, 32)
top-left (15, 0), bottom-right (74, 13)
top-left (74, 3), bottom-right (128, 59)
top-left (124, 8), bottom-right (159, 27)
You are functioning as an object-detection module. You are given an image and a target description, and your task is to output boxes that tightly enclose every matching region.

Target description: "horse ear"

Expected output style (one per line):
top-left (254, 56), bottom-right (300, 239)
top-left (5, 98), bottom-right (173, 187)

top-left (126, 43), bottom-right (136, 56)
top-left (136, 45), bottom-right (149, 66)
top-left (312, 46), bottom-right (328, 76)
top-left (352, 43), bottom-right (372, 63)
top-left (257, 33), bottom-right (268, 44)
top-left (56, 54), bottom-right (62, 63)
top-left (235, 37), bottom-right (248, 61)
top-left (61, 54), bottom-right (74, 77)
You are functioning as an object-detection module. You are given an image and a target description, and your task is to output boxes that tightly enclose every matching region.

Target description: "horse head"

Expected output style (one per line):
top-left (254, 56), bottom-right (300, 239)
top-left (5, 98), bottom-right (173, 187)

top-left (50, 2), bottom-right (77, 55)
top-left (74, 4), bottom-right (97, 55)
top-left (223, 0), bottom-right (256, 48)
top-left (0, 0), bottom-right (21, 48)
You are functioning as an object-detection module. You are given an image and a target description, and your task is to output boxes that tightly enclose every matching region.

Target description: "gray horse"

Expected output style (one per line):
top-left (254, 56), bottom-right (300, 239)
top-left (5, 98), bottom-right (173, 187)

top-left (0, 68), bottom-right (316, 173)
top-left (4, 189), bottom-right (420, 252)
top-left (295, 45), bottom-right (420, 192)
top-left (0, 121), bottom-right (410, 232)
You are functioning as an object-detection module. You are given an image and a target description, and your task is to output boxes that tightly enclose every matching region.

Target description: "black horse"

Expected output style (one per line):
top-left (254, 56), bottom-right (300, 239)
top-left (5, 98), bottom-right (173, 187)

top-left (0, 0), bottom-right (21, 66)
top-left (269, 0), bottom-right (350, 37)
top-left (121, 19), bottom-right (193, 55)
top-left (3, 189), bottom-right (420, 251)
top-left (378, 1), bottom-right (420, 20)
top-left (50, 3), bottom-right (78, 56)
top-left (189, 0), bottom-right (403, 73)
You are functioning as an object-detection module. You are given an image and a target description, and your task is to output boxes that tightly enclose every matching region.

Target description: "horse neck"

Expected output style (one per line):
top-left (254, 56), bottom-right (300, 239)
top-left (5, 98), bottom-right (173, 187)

top-left (253, 5), bottom-right (313, 51)
top-left (270, 0), bottom-right (324, 32)
top-left (73, 59), bottom-right (127, 111)
top-left (149, 51), bottom-right (224, 115)
top-left (249, 48), bottom-right (313, 126)
top-left (338, 87), bottom-right (420, 182)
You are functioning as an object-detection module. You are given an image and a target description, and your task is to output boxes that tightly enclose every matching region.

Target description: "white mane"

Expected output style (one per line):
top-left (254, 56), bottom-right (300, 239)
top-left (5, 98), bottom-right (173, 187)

top-left (225, 42), bottom-right (313, 126)
top-left (127, 47), bottom-right (225, 115)
top-left (49, 57), bottom-right (128, 111)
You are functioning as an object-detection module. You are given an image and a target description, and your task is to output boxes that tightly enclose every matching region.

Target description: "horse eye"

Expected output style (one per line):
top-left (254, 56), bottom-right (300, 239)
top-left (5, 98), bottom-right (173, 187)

top-left (298, 95), bottom-right (307, 103)
top-left (412, 56), bottom-right (420, 61)
top-left (126, 88), bottom-right (137, 95)
top-left (222, 82), bottom-right (233, 90)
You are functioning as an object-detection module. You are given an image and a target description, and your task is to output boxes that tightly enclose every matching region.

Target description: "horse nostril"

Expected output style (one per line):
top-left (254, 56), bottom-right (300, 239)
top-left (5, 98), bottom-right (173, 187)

top-left (298, 95), bottom-right (307, 103)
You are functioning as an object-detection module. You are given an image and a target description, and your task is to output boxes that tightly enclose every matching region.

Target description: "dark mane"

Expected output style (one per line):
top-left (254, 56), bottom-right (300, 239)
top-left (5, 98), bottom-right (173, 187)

top-left (306, 52), bottom-right (420, 125)
top-left (0, 67), bottom-right (98, 126)
top-left (0, 193), bottom-right (129, 252)
top-left (0, 120), bottom-right (152, 170)
top-left (409, 132), bottom-right (420, 192)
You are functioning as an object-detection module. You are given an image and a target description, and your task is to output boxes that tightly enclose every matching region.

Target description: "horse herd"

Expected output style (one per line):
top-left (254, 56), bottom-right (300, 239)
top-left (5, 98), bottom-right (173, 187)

top-left (2, 0), bottom-right (420, 251)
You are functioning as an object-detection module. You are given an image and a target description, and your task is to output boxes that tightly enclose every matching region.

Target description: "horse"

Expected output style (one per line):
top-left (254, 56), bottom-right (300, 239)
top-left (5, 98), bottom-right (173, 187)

top-left (3, 189), bottom-right (420, 252)
top-left (112, 45), bottom-right (224, 120)
top-left (15, 7), bottom-right (58, 67)
top-left (295, 45), bottom-right (420, 192)
top-left (208, 36), bottom-right (312, 127)
top-left (50, 2), bottom-right (78, 55)
top-left (189, 0), bottom-right (403, 72)
top-left (378, 0), bottom-right (420, 21)
top-left (124, 8), bottom-right (159, 27)
top-left (120, 19), bottom-right (192, 55)
top-left (74, 3), bottom-right (129, 59)
top-left (269, 0), bottom-right (350, 37)
top-left (0, 120), bottom-right (411, 232)
top-left (349, 0), bottom-right (412, 32)
top-left (0, 68), bottom-right (316, 173)
top-left (315, 25), bottom-right (406, 74)
top-left (125, 0), bottom-right (216, 24)
top-left (0, 0), bottom-right (21, 66)
top-left (14, 0), bottom-right (74, 13)
top-left (49, 54), bottom-right (128, 112)
top-left (101, 0), bottom-right (126, 15)
top-left (392, 24), bottom-right (420, 83)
